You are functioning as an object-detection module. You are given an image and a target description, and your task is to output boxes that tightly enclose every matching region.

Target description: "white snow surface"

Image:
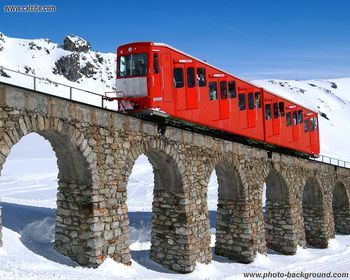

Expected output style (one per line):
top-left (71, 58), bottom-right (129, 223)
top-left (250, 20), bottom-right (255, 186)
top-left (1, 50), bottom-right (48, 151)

top-left (0, 33), bottom-right (349, 279)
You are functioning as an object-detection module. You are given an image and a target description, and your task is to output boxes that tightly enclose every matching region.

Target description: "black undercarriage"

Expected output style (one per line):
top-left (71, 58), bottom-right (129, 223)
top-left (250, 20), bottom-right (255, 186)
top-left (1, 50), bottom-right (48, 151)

top-left (128, 110), bottom-right (313, 160)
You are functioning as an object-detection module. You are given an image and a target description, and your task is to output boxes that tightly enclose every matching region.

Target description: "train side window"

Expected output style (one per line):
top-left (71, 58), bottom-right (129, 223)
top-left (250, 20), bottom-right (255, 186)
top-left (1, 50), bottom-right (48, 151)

top-left (298, 110), bottom-right (303, 124)
top-left (310, 117), bottom-right (318, 131)
top-left (248, 92), bottom-right (254, 110)
top-left (293, 111), bottom-right (297, 125)
top-left (255, 92), bottom-right (261, 108)
top-left (304, 119), bottom-right (309, 132)
top-left (228, 81), bottom-right (236, 98)
top-left (173, 68), bottom-right (184, 88)
top-left (208, 82), bottom-right (217, 100)
top-left (265, 104), bottom-right (272, 120)
top-left (314, 117), bottom-right (318, 130)
top-left (220, 81), bottom-right (227, 99)
top-left (187, 67), bottom-right (195, 88)
top-left (279, 102), bottom-right (285, 116)
top-left (197, 68), bottom-right (206, 87)
top-left (273, 103), bottom-right (279, 118)
top-left (286, 112), bottom-right (292, 126)
top-left (310, 118), bottom-right (315, 131)
top-left (153, 53), bottom-right (159, 74)
top-left (238, 93), bottom-right (246, 110)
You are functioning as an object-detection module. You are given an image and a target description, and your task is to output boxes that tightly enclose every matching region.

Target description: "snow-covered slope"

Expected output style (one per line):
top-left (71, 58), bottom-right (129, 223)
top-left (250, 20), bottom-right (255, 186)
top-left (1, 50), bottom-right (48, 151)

top-left (0, 32), bottom-right (116, 93)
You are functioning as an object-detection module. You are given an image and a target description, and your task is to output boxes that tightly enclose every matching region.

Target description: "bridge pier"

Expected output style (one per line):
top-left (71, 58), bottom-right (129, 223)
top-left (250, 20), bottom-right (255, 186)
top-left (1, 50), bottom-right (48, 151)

top-left (214, 157), bottom-right (268, 263)
top-left (264, 168), bottom-right (304, 254)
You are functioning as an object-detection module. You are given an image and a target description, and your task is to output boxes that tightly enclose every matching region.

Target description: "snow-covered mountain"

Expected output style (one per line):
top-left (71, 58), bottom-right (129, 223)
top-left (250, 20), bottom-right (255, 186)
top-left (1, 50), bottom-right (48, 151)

top-left (0, 32), bottom-right (116, 93)
top-left (1, 32), bottom-right (349, 162)
top-left (0, 33), bottom-right (350, 279)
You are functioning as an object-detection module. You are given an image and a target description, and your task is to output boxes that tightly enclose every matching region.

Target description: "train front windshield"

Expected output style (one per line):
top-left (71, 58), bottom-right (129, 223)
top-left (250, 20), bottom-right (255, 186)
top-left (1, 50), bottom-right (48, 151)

top-left (117, 53), bottom-right (148, 78)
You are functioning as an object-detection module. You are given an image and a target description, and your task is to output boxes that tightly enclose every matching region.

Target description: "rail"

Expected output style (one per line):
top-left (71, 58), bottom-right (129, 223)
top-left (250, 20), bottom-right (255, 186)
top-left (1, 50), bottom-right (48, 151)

top-left (0, 66), bottom-right (113, 109)
top-left (310, 155), bottom-right (350, 169)
top-left (0, 66), bottom-right (349, 169)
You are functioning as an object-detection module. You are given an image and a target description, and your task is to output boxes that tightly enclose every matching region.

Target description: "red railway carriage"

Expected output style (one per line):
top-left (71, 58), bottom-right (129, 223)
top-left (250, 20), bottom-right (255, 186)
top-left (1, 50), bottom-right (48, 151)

top-left (114, 42), bottom-right (320, 156)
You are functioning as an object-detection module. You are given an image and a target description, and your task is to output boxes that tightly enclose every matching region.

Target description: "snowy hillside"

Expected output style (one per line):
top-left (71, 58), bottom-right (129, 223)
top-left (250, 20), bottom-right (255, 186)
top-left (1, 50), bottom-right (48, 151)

top-left (0, 32), bottom-right (116, 93)
top-left (0, 33), bottom-right (350, 279)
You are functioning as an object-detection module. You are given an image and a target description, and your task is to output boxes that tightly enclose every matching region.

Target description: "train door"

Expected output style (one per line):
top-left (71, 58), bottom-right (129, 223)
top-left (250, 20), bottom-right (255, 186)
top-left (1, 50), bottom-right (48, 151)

top-left (186, 66), bottom-right (198, 109)
top-left (247, 92), bottom-right (256, 128)
top-left (208, 79), bottom-right (220, 121)
top-left (219, 80), bottom-right (229, 119)
top-left (309, 116), bottom-right (319, 150)
top-left (292, 111), bottom-right (299, 141)
top-left (173, 64), bottom-right (187, 111)
top-left (237, 90), bottom-right (248, 129)
top-left (161, 53), bottom-right (173, 102)
top-left (272, 101), bottom-right (281, 136)
top-left (264, 100), bottom-right (273, 137)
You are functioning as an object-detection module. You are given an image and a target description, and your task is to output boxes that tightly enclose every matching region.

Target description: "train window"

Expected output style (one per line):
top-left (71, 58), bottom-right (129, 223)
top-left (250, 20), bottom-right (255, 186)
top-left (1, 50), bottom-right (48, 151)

top-left (279, 102), bottom-right (285, 116)
top-left (310, 117), bottom-right (318, 131)
top-left (209, 82), bottom-right (217, 100)
top-left (314, 117), bottom-right (318, 130)
top-left (286, 112), bottom-right (292, 126)
top-left (273, 103), bottom-right (279, 118)
top-left (265, 104), bottom-right (272, 120)
top-left (310, 118), bottom-right (315, 131)
top-left (304, 119), bottom-right (309, 132)
top-left (298, 110), bottom-right (303, 124)
top-left (255, 92), bottom-right (261, 108)
top-left (153, 53), bottom-right (159, 74)
top-left (228, 81), bottom-right (236, 98)
top-left (238, 93), bottom-right (246, 110)
top-left (187, 67), bottom-right (195, 88)
top-left (197, 68), bottom-right (206, 87)
top-left (173, 68), bottom-right (184, 88)
top-left (117, 53), bottom-right (148, 77)
top-left (248, 92), bottom-right (254, 110)
top-left (293, 111), bottom-right (297, 125)
top-left (220, 81), bottom-right (227, 99)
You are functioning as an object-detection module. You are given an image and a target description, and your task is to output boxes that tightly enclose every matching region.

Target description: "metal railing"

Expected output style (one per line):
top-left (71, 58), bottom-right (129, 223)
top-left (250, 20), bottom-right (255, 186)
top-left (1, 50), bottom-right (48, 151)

top-left (0, 66), bottom-right (349, 169)
top-left (0, 66), bottom-right (113, 109)
top-left (310, 155), bottom-right (350, 168)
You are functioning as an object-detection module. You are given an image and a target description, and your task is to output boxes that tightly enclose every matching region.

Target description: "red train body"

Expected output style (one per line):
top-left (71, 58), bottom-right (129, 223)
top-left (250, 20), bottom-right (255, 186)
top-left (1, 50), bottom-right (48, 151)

top-left (114, 42), bottom-right (320, 156)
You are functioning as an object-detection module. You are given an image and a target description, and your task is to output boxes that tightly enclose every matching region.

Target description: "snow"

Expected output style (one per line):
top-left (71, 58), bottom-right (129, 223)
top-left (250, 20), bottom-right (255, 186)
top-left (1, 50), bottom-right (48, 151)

top-left (0, 34), bottom-right (349, 279)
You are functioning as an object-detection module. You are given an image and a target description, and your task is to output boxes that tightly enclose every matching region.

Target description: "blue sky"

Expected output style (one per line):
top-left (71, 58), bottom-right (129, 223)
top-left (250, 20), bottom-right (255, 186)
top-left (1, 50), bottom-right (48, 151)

top-left (1, 0), bottom-right (350, 80)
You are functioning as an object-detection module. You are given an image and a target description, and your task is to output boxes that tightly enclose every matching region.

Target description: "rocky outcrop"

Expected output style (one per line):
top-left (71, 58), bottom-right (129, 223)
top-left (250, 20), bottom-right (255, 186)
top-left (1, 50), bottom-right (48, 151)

top-left (63, 35), bottom-right (91, 53)
top-left (53, 54), bottom-right (82, 82)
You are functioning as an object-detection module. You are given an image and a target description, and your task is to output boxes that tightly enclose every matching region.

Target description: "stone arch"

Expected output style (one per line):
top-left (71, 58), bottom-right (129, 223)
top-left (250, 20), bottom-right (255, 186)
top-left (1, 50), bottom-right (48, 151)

top-left (264, 168), bottom-right (297, 254)
top-left (208, 157), bottom-right (254, 263)
top-left (302, 177), bottom-right (328, 247)
top-left (121, 140), bottom-right (196, 272)
top-left (332, 182), bottom-right (350, 233)
top-left (0, 116), bottom-right (96, 266)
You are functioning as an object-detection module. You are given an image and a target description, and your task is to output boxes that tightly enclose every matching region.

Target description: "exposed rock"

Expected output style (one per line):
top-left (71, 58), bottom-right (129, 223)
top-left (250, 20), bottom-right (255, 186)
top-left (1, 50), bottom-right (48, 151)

top-left (0, 67), bottom-right (10, 78)
top-left (330, 82), bottom-right (338, 89)
top-left (81, 62), bottom-right (97, 78)
top-left (64, 35), bottom-right (91, 53)
top-left (53, 53), bottom-right (82, 82)
top-left (28, 42), bottom-right (42, 51)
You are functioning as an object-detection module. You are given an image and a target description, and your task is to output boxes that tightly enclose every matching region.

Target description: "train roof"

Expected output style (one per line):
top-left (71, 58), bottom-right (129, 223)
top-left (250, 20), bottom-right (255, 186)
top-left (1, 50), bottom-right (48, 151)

top-left (118, 42), bottom-right (317, 114)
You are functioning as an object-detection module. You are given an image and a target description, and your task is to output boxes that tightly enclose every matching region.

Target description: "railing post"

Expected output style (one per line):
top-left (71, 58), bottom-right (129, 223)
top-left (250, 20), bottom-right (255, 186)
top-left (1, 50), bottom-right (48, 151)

top-left (69, 87), bottom-right (72, 100)
top-left (33, 76), bottom-right (36, 91)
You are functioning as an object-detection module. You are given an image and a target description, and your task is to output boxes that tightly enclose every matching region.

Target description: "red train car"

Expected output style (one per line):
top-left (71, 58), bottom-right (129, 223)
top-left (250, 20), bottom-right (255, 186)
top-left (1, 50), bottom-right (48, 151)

top-left (113, 42), bottom-right (320, 156)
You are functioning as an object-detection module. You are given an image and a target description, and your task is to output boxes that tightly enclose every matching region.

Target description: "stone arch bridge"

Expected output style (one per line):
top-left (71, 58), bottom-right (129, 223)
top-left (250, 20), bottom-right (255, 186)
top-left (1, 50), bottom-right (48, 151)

top-left (0, 83), bottom-right (349, 273)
